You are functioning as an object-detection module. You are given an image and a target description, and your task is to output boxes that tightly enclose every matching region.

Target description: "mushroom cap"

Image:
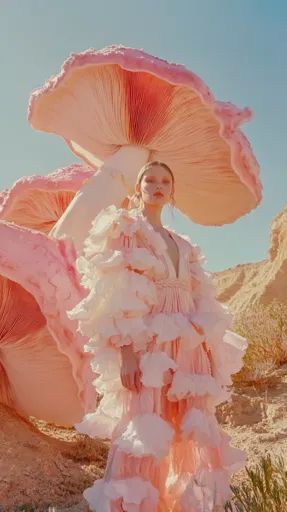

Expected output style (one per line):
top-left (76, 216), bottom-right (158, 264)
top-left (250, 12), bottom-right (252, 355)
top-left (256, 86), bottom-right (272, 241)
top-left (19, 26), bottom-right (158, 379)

top-left (28, 45), bottom-right (262, 225)
top-left (0, 164), bottom-right (97, 424)
top-left (0, 164), bottom-right (93, 232)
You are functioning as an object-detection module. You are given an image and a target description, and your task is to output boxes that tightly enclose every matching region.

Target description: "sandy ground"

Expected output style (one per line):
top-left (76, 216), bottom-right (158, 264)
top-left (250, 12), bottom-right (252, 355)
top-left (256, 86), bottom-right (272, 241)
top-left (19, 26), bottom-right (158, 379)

top-left (1, 364), bottom-right (287, 511)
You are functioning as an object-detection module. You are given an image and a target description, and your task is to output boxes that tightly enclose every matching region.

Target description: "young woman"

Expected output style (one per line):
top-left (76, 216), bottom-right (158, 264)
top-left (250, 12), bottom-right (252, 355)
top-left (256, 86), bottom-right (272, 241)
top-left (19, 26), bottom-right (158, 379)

top-left (68, 161), bottom-right (247, 512)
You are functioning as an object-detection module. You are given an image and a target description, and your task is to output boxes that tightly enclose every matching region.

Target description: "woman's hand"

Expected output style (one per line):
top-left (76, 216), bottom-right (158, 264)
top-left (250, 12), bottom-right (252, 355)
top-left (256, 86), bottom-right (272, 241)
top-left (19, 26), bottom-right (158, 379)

top-left (120, 344), bottom-right (142, 392)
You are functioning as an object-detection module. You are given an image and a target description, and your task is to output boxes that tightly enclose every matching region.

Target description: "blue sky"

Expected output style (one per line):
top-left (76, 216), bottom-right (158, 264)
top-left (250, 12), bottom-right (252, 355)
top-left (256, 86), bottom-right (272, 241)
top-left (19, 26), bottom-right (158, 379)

top-left (1, 0), bottom-right (286, 271)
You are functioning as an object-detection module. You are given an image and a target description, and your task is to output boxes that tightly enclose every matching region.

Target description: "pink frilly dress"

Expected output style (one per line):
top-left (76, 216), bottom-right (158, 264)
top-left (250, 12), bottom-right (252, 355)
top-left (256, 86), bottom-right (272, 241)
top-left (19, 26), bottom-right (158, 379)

top-left (67, 205), bottom-right (247, 512)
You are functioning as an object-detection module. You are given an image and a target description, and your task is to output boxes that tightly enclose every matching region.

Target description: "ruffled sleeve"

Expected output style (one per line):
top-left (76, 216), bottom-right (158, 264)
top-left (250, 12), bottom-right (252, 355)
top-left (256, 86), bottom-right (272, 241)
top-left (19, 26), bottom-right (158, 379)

top-left (188, 243), bottom-right (248, 389)
top-left (67, 205), bottom-right (160, 353)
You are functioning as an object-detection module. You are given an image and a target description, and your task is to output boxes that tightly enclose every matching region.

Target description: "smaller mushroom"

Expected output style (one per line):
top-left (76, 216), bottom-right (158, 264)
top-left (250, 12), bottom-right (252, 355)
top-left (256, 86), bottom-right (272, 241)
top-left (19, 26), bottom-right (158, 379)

top-left (0, 165), bottom-right (97, 425)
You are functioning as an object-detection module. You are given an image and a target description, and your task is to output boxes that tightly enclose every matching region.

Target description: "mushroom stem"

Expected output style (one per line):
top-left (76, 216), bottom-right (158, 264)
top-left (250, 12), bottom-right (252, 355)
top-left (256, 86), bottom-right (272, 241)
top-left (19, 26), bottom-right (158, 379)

top-left (49, 145), bottom-right (149, 253)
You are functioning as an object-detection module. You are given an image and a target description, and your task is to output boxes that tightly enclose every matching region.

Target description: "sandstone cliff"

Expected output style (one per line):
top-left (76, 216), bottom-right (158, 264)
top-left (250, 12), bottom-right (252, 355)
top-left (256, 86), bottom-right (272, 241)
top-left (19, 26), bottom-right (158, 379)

top-left (212, 205), bottom-right (287, 313)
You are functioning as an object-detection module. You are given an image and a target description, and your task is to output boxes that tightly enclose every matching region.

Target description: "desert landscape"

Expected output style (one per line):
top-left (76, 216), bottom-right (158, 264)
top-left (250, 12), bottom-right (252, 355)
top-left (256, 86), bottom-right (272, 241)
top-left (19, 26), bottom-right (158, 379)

top-left (1, 203), bottom-right (287, 511)
top-left (1, 0), bottom-right (286, 509)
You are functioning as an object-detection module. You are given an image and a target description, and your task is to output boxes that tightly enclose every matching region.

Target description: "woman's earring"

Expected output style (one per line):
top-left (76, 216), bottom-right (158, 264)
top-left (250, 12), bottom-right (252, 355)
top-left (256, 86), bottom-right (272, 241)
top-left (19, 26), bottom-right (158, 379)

top-left (132, 192), bottom-right (141, 208)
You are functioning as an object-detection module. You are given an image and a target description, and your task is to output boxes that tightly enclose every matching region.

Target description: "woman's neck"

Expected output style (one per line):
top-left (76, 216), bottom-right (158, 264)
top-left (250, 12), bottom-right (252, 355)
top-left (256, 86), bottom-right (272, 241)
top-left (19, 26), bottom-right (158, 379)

top-left (140, 204), bottom-right (164, 231)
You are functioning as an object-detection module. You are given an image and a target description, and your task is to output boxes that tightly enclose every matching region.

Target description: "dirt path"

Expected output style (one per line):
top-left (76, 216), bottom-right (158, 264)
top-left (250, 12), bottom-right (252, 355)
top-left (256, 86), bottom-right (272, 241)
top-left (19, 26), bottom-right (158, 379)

top-left (217, 363), bottom-right (287, 485)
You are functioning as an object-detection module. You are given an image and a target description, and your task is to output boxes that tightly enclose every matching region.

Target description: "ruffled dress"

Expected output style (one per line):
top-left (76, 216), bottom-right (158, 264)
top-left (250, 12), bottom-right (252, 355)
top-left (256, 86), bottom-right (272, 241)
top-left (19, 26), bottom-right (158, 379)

top-left (67, 205), bottom-right (247, 512)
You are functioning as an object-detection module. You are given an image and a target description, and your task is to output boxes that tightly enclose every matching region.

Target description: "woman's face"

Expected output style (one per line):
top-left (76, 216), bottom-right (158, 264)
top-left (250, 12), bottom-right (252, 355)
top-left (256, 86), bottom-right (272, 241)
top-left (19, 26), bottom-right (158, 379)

top-left (137, 165), bottom-right (174, 206)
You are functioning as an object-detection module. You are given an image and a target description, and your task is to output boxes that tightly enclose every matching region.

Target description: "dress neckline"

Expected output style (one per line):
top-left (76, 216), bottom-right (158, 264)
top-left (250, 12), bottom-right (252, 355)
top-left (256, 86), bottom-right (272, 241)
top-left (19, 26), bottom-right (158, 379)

top-left (164, 229), bottom-right (181, 279)
top-left (136, 211), bottom-right (181, 279)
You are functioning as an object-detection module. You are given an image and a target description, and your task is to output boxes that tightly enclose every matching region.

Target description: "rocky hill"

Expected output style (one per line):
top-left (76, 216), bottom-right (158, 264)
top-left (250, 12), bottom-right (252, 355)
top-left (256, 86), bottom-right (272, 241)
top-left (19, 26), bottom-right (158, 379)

top-left (212, 205), bottom-right (287, 313)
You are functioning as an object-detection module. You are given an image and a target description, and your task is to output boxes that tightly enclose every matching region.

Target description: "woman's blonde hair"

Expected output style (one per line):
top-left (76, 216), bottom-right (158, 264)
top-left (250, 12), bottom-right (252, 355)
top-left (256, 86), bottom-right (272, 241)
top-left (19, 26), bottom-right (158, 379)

top-left (136, 160), bottom-right (175, 187)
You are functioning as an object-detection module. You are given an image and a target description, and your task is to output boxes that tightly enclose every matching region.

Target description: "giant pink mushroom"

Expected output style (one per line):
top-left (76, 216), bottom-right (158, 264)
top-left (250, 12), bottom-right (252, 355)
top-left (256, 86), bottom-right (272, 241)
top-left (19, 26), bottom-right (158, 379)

top-left (28, 45), bottom-right (262, 250)
top-left (0, 165), bottom-right (97, 425)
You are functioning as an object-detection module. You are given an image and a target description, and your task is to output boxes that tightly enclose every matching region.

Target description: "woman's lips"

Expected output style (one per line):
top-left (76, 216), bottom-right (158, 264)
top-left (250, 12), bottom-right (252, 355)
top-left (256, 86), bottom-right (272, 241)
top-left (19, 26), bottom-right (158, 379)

top-left (154, 192), bottom-right (164, 197)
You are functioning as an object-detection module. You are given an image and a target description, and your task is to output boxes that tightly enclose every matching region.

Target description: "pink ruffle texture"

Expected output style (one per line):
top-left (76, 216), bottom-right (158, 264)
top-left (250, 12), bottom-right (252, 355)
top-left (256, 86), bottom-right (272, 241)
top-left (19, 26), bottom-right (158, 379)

top-left (83, 476), bottom-right (159, 512)
top-left (116, 413), bottom-right (175, 460)
top-left (139, 352), bottom-right (177, 388)
top-left (0, 165), bottom-right (97, 425)
top-left (67, 205), bottom-right (247, 511)
top-left (28, 44), bottom-right (262, 226)
top-left (181, 468), bottom-right (232, 512)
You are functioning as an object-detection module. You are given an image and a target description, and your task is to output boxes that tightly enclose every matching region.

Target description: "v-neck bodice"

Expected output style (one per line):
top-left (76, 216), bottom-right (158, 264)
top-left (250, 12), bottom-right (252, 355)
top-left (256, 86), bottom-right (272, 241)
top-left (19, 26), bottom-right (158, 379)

top-left (148, 228), bottom-right (195, 315)
top-left (162, 230), bottom-right (181, 279)
top-left (137, 212), bottom-right (183, 281)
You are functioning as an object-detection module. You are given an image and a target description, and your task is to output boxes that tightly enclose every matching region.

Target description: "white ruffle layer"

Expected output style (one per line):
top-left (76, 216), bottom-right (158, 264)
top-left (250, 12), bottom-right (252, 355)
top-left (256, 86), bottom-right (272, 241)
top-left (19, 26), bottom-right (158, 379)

top-left (139, 351), bottom-right (177, 388)
top-left (75, 390), bottom-right (124, 439)
top-left (180, 407), bottom-right (246, 470)
top-left (181, 408), bottom-right (222, 446)
top-left (167, 370), bottom-right (225, 405)
top-left (83, 476), bottom-right (159, 512)
top-left (116, 413), bottom-right (175, 460)
top-left (181, 468), bottom-right (232, 512)
top-left (146, 312), bottom-right (204, 347)
top-left (189, 255), bottom-right (247, 388)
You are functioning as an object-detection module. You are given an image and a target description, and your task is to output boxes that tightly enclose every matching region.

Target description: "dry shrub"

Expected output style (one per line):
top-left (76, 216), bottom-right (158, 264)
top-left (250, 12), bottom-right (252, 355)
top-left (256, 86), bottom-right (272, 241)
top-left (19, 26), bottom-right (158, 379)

top-left (225, 454), bottom-right (287, 512)
top-left (232, 299), bottom-right (287, 386)
top-left (61, 434), bottom-right (108, 467)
